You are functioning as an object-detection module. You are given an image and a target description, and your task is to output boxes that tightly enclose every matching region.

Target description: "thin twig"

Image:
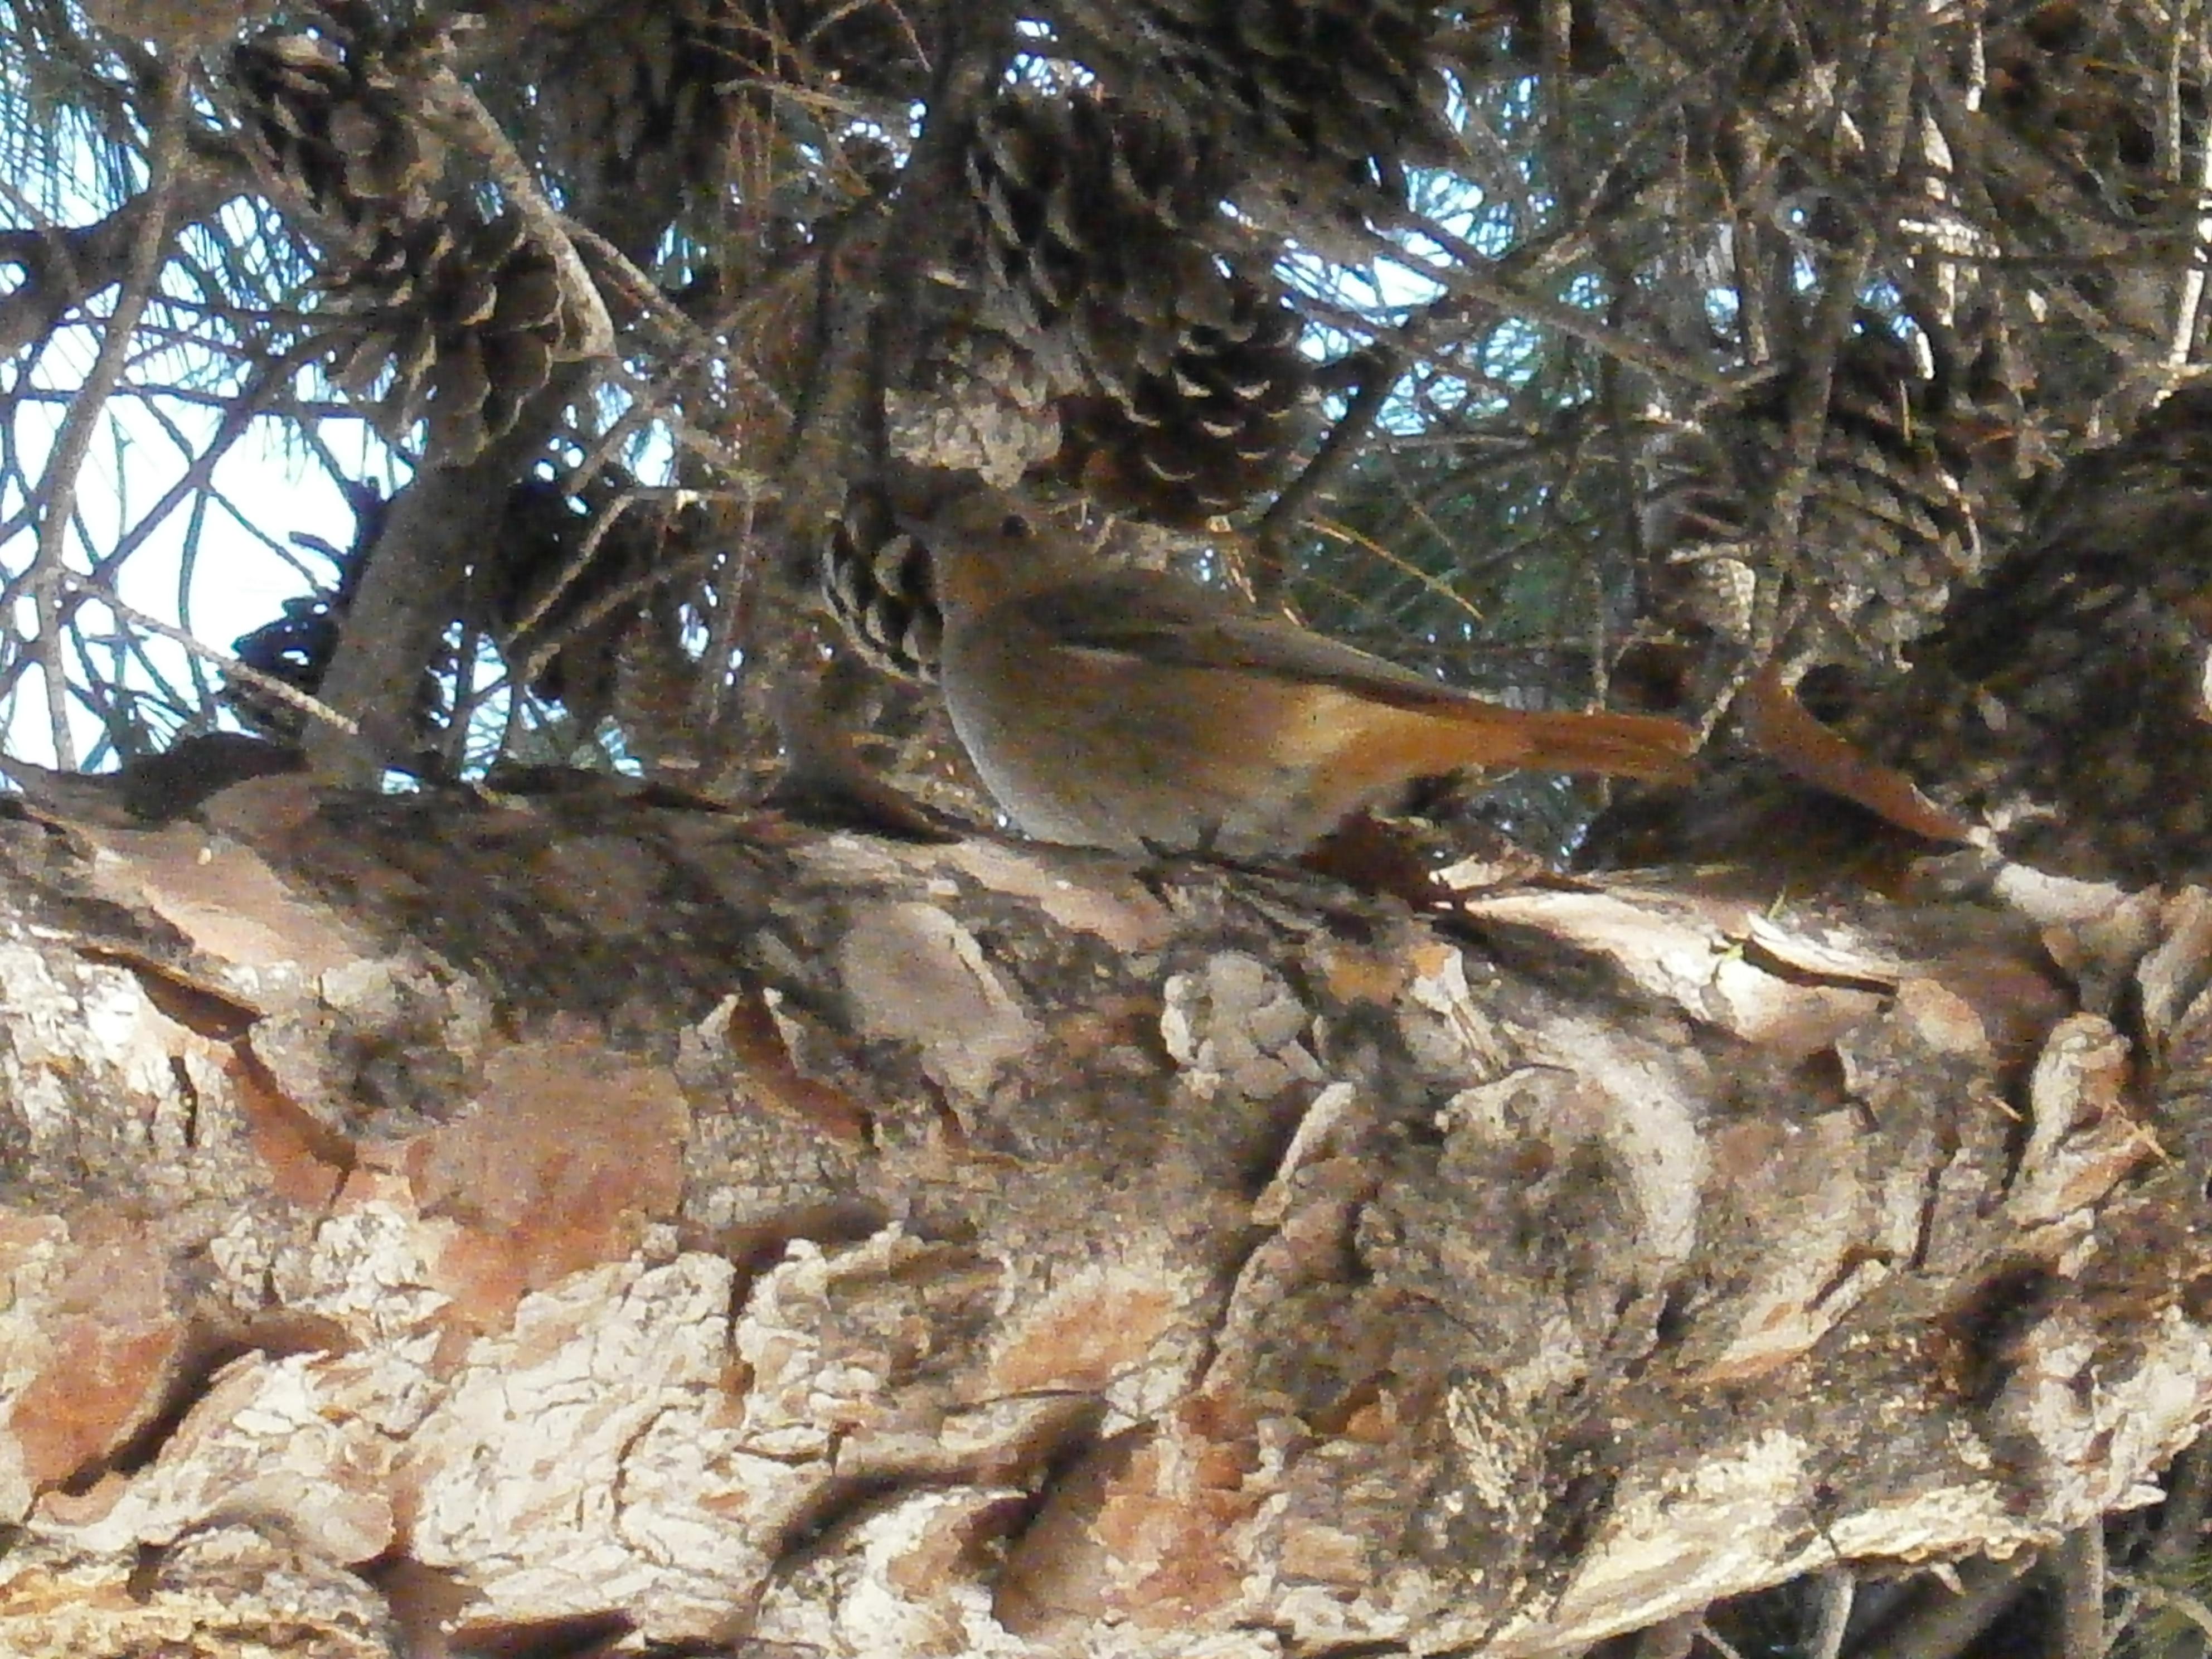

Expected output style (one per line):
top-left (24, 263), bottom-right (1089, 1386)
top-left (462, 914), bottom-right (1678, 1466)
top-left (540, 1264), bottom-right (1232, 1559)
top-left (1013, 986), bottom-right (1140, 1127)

top-left (0, 339), bottom-right (324, 709)
top-left (503, 483), bottom-right (753, 648)
top-left (1806, 1567), bottom-right (1855, 1659)
top-left (20, 62), bottom-right (189, 768)
top-left (1251, 343), bottom-right (1405, 603)
top-left (0, 159), bottom-right (243, 356)
top-left (567, 221), bottom-right (792, 424)
top-left (1855, 1554), bottom-right (2038, 1659)
top-left (2164, 0), bottom-right (2212, 379)
top-left (510, 548), bottom-right (719, 692)
top-left (2113, 1571), bottom-right (2212, 1643)
top-left (55, 571), bottom-right (360, 738)
top-left (1394, 216), bottom-right (1747, 393)
top-left (2055, 1525), bottom-right (2107, 1659)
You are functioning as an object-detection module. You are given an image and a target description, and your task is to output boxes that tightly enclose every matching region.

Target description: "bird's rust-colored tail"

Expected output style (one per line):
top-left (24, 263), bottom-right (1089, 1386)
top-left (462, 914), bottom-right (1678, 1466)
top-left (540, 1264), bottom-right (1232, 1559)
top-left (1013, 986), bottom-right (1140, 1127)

top-left (1478, 704), bottom-right (1701, 781)
top-left (1349, 701), bottom-right (1700, 792)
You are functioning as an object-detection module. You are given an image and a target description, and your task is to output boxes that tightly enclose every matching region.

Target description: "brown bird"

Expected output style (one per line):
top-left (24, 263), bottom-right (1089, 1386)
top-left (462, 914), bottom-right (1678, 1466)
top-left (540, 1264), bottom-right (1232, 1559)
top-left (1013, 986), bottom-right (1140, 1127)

top-left (923, 485), bottom-right (1699, 858)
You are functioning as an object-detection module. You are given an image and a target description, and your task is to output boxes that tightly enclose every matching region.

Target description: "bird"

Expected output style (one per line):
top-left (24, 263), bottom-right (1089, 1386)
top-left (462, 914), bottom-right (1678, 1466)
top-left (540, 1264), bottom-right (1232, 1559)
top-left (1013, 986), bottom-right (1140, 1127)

top-left (920, 483), bottom-right (1700, 859)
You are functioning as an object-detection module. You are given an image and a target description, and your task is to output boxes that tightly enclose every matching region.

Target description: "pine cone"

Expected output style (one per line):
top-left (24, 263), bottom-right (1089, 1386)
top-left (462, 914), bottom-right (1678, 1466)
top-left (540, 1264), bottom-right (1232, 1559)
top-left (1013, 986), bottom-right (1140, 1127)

top-left (823, 479), bottom-right (943, 683)
top-left (1864, 385), bottom-right (2212, 884)
top-left (1059, 0), bottom-right (1455, 254)
top-left (966, 84), bottom-right (1233, 382)
top-left (963, 86), bottom-right (1316, 520)
top-left (1639, 320), bottom-right (1992, 678)
top-left (1456, 0), bottom-right (1616, 75)
top-left (1603, 379), bottom-right (2209, 887)
top-left (1041, 276), bottom-right (1316, 526)
top-left (530, 0), bottom-right (924, 232)
top-left (227, 595), bottom-right (345, 736)
top-left (536, 3), bottom-right (707, 220)
top-left (884, 301), bottom-right (1070, 482)
top-left (323, 206), bottom-right (585, 461)
top-left (224, 483), bottom-right (450, 739)
top-left (479, 473), bottom-right (670, 727)
top-left (230, 0), bottom-right (447, 242)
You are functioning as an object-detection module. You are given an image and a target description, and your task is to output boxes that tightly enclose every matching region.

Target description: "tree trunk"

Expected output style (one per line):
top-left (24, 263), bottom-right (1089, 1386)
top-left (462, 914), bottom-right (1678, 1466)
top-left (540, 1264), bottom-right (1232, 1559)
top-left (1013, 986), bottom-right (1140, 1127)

top-left (1, 773), bottom-right (2206, 1658)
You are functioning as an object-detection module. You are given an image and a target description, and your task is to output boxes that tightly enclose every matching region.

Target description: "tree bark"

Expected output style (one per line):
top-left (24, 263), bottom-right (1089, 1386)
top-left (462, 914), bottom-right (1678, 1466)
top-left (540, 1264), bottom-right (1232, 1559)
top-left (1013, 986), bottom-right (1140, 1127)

top-left (0, 778), bottom-right (2206, 1657)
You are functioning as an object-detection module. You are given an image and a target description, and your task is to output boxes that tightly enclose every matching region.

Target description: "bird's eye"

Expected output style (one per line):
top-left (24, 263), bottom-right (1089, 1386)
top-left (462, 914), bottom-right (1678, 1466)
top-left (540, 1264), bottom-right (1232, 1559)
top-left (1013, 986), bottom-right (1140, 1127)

top-left (998, 513), bottom-right (1029, 539)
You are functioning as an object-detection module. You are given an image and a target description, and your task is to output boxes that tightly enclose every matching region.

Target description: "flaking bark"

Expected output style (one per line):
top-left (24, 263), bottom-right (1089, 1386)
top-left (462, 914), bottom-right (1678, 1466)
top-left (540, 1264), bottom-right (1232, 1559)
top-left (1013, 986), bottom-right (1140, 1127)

top-left (0, 779), bottom-right (2206, 1658)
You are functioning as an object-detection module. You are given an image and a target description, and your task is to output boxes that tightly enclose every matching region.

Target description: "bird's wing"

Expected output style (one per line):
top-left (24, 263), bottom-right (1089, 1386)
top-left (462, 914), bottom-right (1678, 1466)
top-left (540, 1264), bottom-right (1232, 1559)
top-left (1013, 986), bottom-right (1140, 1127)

top-left (1006, 570), bottom-right (1484, 712)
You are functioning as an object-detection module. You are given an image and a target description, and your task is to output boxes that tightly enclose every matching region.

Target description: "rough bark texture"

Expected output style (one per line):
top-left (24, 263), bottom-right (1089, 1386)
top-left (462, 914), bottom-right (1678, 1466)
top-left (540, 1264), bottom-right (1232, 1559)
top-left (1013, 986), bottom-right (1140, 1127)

top-left (1, 779), bottom-right (2208, 1657)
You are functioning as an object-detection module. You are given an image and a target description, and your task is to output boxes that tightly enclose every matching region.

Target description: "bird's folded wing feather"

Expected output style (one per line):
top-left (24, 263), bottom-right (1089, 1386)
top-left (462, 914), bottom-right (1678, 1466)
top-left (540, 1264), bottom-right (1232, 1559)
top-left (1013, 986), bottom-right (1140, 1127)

top-left (1006, 571), bottom-right (1490, 712)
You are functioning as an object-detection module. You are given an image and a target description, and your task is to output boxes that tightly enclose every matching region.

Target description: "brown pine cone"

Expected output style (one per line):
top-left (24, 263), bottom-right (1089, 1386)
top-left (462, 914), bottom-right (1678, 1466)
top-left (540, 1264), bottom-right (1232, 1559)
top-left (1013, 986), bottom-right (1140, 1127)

top-left (1454, 0), bottom-right (1617, 75)
top-left (532, 0), bottom-right (928, 229)
top-left (229, 0), bottom-right (448, 242)
top-left (1982, 0), bottom-right (2189, 217)
top-left (532, 0), bottom-right (735, 217)
top-left (1041, 275), bottom-right (1316, 527)
top-left (1604, 312), bottom-right (2024, 864)
top-left (475, 472), bottom-right (678, 729)
top-left (1863, 385), bottom-right (2212, 884)
top-left (965, 84), bottom-right (1233, 379)
top-left (823, 479), bottom-right (944, 683)
top-left (962, 86), bottom-right (1317, 521)
top-left (323, 207), bottom-right (585, 461)
top-left (1055, 0), bottom-right (1456, 254)
top-left (1637, 317), bottom-right (2003, 681)
top-left (224, 483), bottom-right (448, 740)
top-left (1602, 384), bottom-right (2212, 889)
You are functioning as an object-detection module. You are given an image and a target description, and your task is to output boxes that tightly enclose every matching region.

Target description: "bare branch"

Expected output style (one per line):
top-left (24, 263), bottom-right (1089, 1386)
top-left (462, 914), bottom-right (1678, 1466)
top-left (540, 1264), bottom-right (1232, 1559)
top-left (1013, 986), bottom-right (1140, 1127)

top-left (2055, 1526), bottom-right (2108, 1659)
top-left (18, 64), bottom-right (192, 767)
top-left (55, 570), bottom-right (360, 739)
top-left (413, 61), bottom-right (616, 363)
top-left (0, 159), bottom-right (246, 357)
